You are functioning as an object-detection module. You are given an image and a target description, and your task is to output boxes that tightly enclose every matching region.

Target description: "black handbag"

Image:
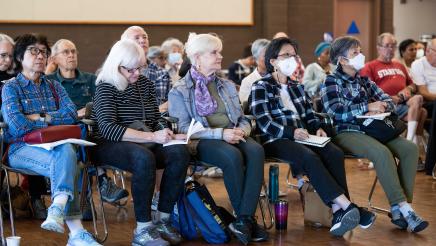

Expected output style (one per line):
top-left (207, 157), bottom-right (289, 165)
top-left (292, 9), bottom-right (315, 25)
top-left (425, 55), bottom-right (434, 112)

top-left (357, 113), bottom-right (407, 144)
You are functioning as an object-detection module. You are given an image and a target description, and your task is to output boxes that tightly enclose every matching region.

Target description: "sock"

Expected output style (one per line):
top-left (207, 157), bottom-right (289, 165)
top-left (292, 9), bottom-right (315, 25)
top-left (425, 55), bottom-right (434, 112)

top-left (391, 204), bottom-right (400, 212)
top-left (399, 203), bottom-right (414, 218)
top-left (66, 219), bottom-right (85, 236)
top-left (406, 121), bottom-right (418, 141)
top-left (137, 221), bottom-right (153, 231)
top-left (155, 211), bottom-right (170, 222)
top-left (297, 178), bottom-right (305, 189)
top-left (412, 135), bottom-right (418, 145)
top-left (53, 194), bottom-right (69, 207)
top-left (332, 204), bottom-right (341, 213)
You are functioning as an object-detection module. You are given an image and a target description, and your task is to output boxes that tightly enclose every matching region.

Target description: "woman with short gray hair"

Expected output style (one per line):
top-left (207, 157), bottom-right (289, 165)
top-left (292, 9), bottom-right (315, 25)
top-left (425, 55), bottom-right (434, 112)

top-left (0, 33), bottom-right (15, 81)
top-left (321, 36), bottom-right (428, 233)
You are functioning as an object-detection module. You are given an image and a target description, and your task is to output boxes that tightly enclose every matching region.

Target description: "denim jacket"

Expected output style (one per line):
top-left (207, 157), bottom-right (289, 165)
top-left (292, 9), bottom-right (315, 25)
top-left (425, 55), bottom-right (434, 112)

top-left (168, 71), bottom-right (251, 140)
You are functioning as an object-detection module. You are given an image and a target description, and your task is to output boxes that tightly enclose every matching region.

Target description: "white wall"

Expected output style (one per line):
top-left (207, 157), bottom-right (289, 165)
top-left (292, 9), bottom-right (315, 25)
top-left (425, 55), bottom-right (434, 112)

top-left (393, 0), bottom-right (436, 43)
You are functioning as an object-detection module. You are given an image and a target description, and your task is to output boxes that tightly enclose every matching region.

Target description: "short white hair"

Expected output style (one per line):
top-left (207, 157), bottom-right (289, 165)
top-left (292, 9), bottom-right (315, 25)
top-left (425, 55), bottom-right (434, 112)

top-left (161, 37), bottom-right (184, 54)
top-left (96, 39), bottom-right (145, 91)
top-left (121, 26), bottom-right (147, 40)
top-left (51, 39), bottom-right (75, 56)
top-left (0, 33), bottom-right (15, 74)
top-left (185, 33), bottom-right (222, 67)
top-left (251, 39), bottom-right (270, 60)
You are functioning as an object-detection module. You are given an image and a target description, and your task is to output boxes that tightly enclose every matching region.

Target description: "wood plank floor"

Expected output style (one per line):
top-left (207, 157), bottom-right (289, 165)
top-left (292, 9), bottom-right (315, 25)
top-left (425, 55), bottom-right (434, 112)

top-left (3, 159), bottom-right (436, 245)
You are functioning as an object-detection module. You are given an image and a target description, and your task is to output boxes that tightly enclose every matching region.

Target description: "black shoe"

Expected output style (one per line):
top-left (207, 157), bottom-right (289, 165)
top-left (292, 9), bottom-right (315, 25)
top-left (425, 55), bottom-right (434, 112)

top-left (246, 216), bottom-right (268, 242)
top-left (358, 206), bottom-right (376, 229)
top-left (155, 218), bottom-right (183, 245)
top-left (31, 198), bottom-right (47, 220)
top-left (98, 177), bottom-right (129, 203)
top-left (329, 204), bottom-right (360, 237)
top-left (229, 216), bottom-right (252, 245)
top-left (389, 207), bottom-right (408, 230)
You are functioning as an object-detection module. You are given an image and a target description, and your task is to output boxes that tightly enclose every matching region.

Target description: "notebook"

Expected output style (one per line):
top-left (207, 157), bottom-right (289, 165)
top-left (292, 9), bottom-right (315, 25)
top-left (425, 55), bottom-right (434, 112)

top-left (295, 135), bottom-right (331, 148)
top-left (163, 119), bottom-right (205, 147)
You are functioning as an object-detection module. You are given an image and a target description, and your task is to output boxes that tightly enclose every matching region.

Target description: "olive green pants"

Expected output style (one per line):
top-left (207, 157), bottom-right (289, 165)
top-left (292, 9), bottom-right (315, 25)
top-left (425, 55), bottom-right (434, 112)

top-left (334, 132), bottom-right (418, 205)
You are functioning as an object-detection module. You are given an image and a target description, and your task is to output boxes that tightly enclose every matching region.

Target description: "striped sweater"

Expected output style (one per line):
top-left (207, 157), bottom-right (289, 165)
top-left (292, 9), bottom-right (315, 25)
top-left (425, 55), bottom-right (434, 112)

top-left (91, 75), bottom-right (166, 141)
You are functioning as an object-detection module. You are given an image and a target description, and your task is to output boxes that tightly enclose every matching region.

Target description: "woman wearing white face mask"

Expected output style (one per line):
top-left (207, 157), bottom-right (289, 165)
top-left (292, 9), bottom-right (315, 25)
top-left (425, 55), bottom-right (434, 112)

top-left (161, 38), bottom-right (184, 82)
top-left (321, 36), bottom-right (428, 233)
top-left (249, 37), bottom-right (376, 236)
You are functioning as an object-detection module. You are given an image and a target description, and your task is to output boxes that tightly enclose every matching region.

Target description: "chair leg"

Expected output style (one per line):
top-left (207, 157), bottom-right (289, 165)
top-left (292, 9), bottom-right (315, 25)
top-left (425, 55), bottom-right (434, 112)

top-left (286, 166), bottom-right (299, 190)
top-left (368, 176), bottom-right (390, 214)
top-left (85, 167), bottom-right (108, 244)
top-left (0, 168), bottom-right (6, 246)
top-left (258, 181), bottom-right (274, 230)
top-left (110, 170), bottom-right (128, 208)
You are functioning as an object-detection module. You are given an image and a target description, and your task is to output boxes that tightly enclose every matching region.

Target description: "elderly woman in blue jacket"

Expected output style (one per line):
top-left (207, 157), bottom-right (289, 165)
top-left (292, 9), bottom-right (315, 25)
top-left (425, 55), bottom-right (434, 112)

top-left (168, 33), bottom-right (268, 244)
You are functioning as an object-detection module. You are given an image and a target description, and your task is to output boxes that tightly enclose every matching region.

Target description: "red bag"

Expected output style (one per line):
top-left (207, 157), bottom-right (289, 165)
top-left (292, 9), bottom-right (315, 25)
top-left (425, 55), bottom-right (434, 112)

top-left (23, 125), bottom-right (81, 144)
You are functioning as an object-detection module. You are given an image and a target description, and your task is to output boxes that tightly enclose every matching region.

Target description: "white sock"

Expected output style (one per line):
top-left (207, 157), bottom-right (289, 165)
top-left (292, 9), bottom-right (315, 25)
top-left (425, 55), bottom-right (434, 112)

top-left (155, 211), bottom-right (170, 222)
top-left (137, 221), bottom-right (153, 231)
top-left (406, 121), bottom-right (418, 141)
top-left (97, 167), bottom-right (105, 176)
top-left (53, 194), bottom-right (69, 207)
top-left (412, 135), bottom-right (418, 145)
top-left (66, 219), bottom-right (85, 236)
top-left (332, 204), bottom-right (341, 213)
top-left (399, 203), bottom-right (414, 218)
top-left (297, 178), bottom-right (305, 189)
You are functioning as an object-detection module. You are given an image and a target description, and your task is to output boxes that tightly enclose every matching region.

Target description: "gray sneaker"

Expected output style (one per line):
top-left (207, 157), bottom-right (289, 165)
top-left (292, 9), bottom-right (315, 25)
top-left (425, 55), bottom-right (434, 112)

top-left (99, 177), bottom-right (129, 203)
top-left (31, 198), bottom-right (48, 220)
top-left (405, 211), bottom-right (429, 233)
top-left (155, 219), bottom-right (183, 245)
top-left (132, 226), bottom-right (169, 246)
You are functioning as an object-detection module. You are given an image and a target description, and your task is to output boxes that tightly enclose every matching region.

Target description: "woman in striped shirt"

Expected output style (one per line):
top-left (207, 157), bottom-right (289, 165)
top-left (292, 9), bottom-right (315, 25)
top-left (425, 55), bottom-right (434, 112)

top-left (90, 40), bottom-right (190, 246)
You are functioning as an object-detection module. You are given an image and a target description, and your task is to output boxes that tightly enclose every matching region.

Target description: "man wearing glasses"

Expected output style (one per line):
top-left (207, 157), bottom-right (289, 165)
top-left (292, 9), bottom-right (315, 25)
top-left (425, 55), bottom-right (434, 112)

top-left (361, 33), bottom-right (427, 160)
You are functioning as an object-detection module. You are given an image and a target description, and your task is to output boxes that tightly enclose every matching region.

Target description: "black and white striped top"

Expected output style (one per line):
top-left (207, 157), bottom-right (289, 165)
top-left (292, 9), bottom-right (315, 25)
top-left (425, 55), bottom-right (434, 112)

top-left (91, 75), bottom-right (166, 142)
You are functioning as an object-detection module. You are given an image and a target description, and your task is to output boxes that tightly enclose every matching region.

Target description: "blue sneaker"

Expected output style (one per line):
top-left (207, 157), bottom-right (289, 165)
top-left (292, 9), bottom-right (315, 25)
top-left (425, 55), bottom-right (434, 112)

top-left (41, 203), bottom-right (65, 233)
top-left (390, 207), bottom-right (408, 230)
top-left (67, 229), bottom-right (102, 246)
top-left (405, 211), bottom-right (429, 233)
top-left (330, 204), bottom-right (360, 237)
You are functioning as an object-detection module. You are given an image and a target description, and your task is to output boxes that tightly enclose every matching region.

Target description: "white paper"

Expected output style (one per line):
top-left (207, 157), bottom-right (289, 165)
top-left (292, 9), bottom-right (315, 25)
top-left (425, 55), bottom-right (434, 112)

top-left (356, 112), bottom-right (391, 120)
top-left (295, 135), bottom-right (331, 147)
top-left (27, 138), bottom-right (96, 150)
top-left (163, 119), bottom-right (205, 147)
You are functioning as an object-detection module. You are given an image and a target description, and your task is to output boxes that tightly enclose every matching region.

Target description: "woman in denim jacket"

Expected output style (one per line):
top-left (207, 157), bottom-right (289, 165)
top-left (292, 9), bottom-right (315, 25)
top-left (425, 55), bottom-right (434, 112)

top-left (168, 33), bottom-right (268, 244)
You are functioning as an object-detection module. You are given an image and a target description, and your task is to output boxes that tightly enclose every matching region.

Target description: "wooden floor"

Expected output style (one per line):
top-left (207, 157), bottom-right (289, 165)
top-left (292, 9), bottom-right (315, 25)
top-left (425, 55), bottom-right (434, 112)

top-left (3, 159), bottom-right (436, 246)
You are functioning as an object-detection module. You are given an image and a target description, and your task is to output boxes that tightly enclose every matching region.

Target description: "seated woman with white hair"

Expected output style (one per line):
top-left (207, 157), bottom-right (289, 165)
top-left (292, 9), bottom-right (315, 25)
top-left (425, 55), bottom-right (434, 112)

top-left (168, 33), bottom-right (268, 244)
top-left (161, 37), bottom-right (184, 82)
top-left (90, 39), bottom-right (190, 246)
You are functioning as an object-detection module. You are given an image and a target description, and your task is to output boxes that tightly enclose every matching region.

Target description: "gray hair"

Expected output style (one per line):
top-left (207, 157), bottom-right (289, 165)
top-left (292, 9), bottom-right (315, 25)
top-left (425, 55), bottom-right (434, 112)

top-left (96, 39), bottom-right (145, 91)
top-left (161, 38), bottom-right (184, 54)
top-left (147, 46), bottom-right (164, 59)
top-left (0, 33), bottom-right (15, 74)
top-left (121, 26), bottom-right (147, 40)
top-left (377, 32), bottom-right (395, 46)
top-left (251, 38), bottom-right (270, 60)
top-left (330, 36), bottom-right (361, 64)
top-left (185, 33), bottom-right (222, 67)
top-left (51, 39), bottom-right (75, 56)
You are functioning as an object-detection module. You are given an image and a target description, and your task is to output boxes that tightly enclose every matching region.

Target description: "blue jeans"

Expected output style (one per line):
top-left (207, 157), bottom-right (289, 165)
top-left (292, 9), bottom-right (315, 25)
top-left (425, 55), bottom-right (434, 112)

top-left (8, 143), bottom-right (82, 220)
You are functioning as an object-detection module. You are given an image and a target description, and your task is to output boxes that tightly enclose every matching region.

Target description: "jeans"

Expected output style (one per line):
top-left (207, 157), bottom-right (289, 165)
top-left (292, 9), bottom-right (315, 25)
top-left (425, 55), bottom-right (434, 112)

top-left (8, 143), bottom-right (82, 219)
top-left (264, 139), bottom-right (348, 206)
top-left (90, 141), bottom-right (190, 222)
top-left (196, 137), bottom-right (264, 216)
top-left (334, 132), bottom-right (418, 205)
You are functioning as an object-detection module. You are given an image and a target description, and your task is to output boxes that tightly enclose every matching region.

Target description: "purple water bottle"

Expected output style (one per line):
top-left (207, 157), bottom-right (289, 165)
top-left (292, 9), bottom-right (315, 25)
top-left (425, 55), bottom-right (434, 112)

top-left (274, 200), bottom-right (288, 230)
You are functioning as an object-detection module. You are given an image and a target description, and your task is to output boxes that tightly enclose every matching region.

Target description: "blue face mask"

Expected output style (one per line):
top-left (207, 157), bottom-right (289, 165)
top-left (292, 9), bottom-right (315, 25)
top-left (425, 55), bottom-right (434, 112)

top-left (168, 52), bottom-right (182, 65)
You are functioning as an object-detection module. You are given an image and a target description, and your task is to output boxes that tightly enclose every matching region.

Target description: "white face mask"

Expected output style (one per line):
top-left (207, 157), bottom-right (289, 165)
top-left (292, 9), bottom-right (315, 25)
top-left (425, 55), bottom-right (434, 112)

top-left (416, 48), bottom-right (425, 59)
top-left (347, 53), bottom-right (365, 71)
top-left (168, 52), bottom-right (182, 65)
top-left (277, 57), bottom-right (298, 77)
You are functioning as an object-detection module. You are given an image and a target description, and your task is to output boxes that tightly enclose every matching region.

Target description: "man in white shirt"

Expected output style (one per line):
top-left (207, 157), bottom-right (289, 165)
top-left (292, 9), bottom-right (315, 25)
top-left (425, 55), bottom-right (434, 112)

top-left (411, 38), bottom-right (436, 103)
top-left (239, 39), bottom-right (270, 107)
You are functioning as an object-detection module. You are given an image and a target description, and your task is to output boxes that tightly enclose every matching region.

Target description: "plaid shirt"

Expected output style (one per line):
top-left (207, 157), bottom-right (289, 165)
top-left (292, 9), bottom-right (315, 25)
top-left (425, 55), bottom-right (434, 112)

top-left (143, 61), bottom-right (172, 106)
top-left (1, 73), bottom-right (78, 155)
top-left (249, 74), bottom-right (323, 144)
top-left (320, 66), bottom-right (394, 133)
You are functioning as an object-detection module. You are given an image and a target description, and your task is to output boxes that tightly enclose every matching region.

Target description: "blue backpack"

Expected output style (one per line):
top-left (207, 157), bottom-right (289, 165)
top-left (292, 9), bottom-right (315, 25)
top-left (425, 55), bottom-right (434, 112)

top-left (172, 179), bottom-right (234, 244)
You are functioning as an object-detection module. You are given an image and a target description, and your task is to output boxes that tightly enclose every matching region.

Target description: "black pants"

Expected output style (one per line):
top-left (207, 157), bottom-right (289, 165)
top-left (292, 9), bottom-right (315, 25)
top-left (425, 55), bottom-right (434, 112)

top-left (424, 101), bottom-right (436, 175)
top-left (91, 141), bottom-right (190, 222)
top-left (196, 138), bottom-right (264, 217)
top-left (264, 139), bottom-right (349, 206)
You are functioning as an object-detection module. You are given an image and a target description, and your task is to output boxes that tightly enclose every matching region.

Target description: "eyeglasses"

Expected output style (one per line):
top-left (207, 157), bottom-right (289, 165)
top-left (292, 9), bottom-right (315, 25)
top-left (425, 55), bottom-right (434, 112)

top-left (277, 53), bottom-right (298, 59)
top-left (379, 44), bottom-right (397, 50)
top-left (26, 47), bottom-right (50, 58)
top-left (58, 49), bottom-right (78, 56)
top-left (0, 53), bottom-right (13, 60)
top-left (120, 65), bottom-right (146, 74)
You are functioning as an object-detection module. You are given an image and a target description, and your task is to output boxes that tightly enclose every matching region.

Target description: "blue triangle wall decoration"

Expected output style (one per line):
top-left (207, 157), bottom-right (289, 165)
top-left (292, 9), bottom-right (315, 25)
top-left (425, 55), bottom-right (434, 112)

top-left (347, 20), bottom-right (360, 35)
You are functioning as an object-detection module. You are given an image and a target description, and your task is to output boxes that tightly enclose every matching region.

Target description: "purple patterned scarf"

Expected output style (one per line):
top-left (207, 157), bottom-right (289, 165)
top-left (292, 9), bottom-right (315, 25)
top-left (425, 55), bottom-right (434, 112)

top-left (190, 67), bottom-right (218, 116)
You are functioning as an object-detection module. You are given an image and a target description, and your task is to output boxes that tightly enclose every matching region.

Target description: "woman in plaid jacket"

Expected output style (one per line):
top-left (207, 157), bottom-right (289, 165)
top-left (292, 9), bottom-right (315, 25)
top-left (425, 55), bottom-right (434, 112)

top-left (249, 37), bottom-right (375, 236)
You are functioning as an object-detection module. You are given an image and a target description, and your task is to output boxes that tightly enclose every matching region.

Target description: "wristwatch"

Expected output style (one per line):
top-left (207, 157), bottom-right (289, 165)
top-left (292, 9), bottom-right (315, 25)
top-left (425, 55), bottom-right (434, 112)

top-left (39, 112), bottom-right (46, 122)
